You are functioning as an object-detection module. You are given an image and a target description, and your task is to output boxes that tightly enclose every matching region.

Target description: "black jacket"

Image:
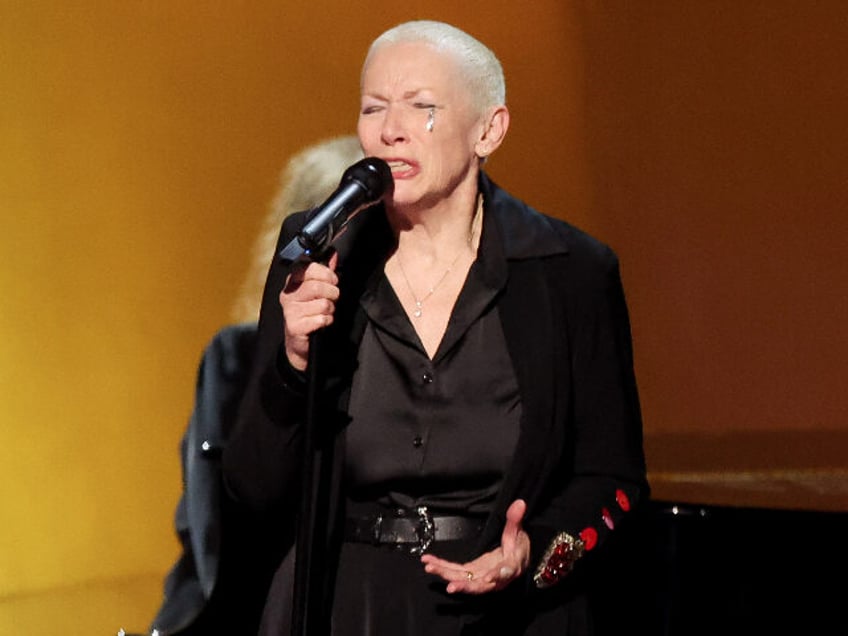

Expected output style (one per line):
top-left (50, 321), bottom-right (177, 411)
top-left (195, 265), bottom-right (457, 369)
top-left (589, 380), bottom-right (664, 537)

top-left (150, 322), bottom-right (286, 635)
top-left (223, 173), bottom-right (649, 635)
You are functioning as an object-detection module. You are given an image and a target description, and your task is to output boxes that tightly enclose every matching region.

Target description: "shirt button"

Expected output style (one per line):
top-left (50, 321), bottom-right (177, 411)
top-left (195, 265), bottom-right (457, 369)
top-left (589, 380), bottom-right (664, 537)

top-left (422, 371), bottom-right (434, 384)
top-left (412, 436), bottom-right (423, 448)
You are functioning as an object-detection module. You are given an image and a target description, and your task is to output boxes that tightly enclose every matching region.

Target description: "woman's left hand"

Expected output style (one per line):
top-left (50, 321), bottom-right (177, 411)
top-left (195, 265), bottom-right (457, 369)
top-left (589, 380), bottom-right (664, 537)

top-left (420, 499), bottom-right (531, 594)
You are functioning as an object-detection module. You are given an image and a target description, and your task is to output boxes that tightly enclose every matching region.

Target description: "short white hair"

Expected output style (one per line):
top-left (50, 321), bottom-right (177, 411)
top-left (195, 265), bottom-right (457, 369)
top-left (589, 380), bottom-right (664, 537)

top-left (362, 20), bottom-right (506, 113)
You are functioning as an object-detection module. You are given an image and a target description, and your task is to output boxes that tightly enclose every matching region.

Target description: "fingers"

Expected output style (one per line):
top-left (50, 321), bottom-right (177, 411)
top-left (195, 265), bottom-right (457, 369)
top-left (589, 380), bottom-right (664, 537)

top-left (421, 550), bottom-right (522, 595)
top-left (506, 499), bottom-right (527, 530)
top-left (285, 250), bottom-right (338, 290)
top-left (420, 499), bottom-right (532, 596)
top-left (285, 259), bottom-right (339, 293)
top-left (284, 262), bottom-right (339, 308)
top-left (501, 499), bottom-right (527, 553)
top-left (327, 250), bottom-right (339, 271)
top-left (421, 555), bottom-right (498, 594)
top-left (280, 259), bottom-right (340, 370)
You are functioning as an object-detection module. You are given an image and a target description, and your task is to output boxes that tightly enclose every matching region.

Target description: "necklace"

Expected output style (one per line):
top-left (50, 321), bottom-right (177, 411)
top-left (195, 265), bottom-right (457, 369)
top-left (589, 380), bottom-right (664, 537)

top-left (396, 197), bottom-right (482, 318)
top-left (397, 247), bottom-right (464, 318)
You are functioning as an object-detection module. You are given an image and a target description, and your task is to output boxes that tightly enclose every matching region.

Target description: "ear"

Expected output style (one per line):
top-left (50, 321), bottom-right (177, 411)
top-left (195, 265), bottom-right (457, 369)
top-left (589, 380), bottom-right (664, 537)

top-left (475, 105), bottom-right (510, 160)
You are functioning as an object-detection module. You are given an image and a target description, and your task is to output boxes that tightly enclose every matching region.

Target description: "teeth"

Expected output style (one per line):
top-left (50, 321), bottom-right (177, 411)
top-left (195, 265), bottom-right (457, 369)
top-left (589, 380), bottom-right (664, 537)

top-left (387, 160), bottom-right (409, 169)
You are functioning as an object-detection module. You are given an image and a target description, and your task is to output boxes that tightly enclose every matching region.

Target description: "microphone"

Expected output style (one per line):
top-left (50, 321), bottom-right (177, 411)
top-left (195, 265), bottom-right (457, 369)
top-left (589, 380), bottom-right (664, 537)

top-left (278, 157), bottom-right (393, 263)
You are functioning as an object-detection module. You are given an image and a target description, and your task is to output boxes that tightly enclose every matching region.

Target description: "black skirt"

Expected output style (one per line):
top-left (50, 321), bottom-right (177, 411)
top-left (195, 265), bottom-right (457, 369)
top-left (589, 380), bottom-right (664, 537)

top-left (259, 536), bottom-right (584, 636)
top-left (331, 539), bottom-right (482, 636)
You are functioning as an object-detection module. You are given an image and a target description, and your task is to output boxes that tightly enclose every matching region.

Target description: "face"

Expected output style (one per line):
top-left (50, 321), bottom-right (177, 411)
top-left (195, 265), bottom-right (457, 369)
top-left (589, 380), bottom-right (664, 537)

top-left (358, 41), bottom-right (488, 210)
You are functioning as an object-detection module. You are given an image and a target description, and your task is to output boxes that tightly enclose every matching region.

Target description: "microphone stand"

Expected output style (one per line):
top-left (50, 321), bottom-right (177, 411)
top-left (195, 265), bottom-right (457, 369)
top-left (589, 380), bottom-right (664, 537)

top-left (292, 330), bottom-right (328, 636)
top-left (291, 252), bottom-right (334, 636)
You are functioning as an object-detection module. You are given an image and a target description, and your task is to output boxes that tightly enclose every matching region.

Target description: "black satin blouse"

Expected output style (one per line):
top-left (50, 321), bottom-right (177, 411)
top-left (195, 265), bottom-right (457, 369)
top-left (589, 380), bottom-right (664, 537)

top-left (344, 244), bottom-right (522, 518)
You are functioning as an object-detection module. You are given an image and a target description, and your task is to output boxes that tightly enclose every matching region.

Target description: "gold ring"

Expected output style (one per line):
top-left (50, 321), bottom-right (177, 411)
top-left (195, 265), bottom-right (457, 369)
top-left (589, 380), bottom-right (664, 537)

top-left (465, 570), bottom-right (474, 581)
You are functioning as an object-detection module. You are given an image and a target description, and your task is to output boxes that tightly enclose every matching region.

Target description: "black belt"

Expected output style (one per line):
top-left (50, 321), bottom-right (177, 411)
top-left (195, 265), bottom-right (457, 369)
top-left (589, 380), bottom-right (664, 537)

top-left (344, 506), bottom-right (484, 554)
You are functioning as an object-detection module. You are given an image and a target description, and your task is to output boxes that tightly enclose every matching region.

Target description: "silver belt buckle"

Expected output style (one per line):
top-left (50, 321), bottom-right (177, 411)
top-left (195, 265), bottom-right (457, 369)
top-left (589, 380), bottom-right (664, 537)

top-left (369, 513), bottom-right (384, 545)
top-left (410, 505), bottom-right (435, 555)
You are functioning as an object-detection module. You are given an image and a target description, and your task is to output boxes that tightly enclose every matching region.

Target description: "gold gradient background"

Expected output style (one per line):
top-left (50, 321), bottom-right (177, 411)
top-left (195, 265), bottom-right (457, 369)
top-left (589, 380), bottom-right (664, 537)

top-left (1, 1), bottom-right (845, 632)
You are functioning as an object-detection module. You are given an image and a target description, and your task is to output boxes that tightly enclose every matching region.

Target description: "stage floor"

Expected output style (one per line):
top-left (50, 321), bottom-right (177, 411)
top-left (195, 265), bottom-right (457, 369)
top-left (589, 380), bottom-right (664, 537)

top-left (0, 573), bottom-right (161, 636)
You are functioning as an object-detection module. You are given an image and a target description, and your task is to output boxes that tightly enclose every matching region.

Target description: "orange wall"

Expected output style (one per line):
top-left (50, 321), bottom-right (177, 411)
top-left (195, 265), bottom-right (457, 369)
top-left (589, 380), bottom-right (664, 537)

top-left (1, 0), bottom-right (845, 610)
top-left (579, 3), bottom-right (848, 439)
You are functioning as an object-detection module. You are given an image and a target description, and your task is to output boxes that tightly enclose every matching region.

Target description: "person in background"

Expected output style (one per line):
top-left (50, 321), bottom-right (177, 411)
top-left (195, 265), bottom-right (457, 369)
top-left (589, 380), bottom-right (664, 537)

top-left (145, 135), bottom-right (363, 636)
top-left (223, 19), bottom-right (649, 636)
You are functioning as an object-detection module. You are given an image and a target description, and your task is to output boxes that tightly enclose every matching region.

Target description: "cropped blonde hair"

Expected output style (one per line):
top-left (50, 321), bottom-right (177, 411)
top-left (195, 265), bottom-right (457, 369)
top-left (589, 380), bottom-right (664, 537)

top-left (232, 135), bottom-right (364, 322)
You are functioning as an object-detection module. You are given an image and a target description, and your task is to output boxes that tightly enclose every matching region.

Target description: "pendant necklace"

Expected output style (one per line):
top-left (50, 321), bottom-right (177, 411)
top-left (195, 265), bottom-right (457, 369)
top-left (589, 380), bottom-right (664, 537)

top-left (396, 198), bottom-right (482, 318)
top-left (398, 249), bottom-right (464, 318)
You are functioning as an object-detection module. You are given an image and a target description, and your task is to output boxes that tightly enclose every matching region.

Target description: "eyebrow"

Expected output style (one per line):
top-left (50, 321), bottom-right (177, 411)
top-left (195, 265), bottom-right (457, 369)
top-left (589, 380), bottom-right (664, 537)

top-left (362, 88), bottom-right (435, 102)
top-left (403, 88), bottom-right (432, 99)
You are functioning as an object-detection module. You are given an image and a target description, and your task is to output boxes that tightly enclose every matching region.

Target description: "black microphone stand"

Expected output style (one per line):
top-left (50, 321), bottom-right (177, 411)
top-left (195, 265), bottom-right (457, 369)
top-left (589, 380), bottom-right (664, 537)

top-left (291, 327), bottom-right (331, 636)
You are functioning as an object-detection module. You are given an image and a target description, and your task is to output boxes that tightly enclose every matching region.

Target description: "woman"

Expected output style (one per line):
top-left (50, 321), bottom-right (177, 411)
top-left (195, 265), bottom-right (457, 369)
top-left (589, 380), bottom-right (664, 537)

top-left (223, 20), bottom-right (648, 636)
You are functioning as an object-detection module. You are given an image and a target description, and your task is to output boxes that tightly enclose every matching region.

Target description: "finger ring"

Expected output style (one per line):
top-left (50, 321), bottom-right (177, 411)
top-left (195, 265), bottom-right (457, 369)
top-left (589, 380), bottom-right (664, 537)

top-left (465, 570), bottom-right (474, 581)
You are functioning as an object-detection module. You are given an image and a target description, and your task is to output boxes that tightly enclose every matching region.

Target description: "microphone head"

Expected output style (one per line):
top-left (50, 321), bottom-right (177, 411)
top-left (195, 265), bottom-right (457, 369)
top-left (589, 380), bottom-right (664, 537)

top-left (341, 157), bottom-right (393, 202)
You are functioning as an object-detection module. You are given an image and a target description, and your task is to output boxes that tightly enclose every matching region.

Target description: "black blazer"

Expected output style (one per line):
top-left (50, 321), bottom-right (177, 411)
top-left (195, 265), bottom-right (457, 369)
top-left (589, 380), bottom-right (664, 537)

top-left (151, 323), bottom-right (286, 636)
top-left (223, 173), bottom-right (649, 634)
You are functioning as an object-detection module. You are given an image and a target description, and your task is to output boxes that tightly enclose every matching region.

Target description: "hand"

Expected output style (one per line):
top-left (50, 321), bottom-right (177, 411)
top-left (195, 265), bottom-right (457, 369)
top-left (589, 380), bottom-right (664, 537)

top-left (280, 251), bottom-right (340, 371)
top-left (420, 499), bottom-right (530, 595)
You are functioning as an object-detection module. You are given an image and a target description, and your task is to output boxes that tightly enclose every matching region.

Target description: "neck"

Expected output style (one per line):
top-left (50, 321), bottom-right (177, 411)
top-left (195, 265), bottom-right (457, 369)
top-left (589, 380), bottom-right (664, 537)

top-left (393, 191), bottom-right (482, 261)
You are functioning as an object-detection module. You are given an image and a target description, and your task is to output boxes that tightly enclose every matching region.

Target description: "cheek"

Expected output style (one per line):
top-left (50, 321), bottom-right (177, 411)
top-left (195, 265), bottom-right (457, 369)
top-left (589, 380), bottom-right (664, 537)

top-left (432, 138), bottom-right (471, 172)
top-left (357, 119), bottom-right (378, 152)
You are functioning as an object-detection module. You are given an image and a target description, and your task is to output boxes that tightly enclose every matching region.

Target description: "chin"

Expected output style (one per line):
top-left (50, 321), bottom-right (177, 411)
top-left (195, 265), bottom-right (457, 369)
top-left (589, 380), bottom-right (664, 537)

top-left (385, 187), bottom-right (418, 210)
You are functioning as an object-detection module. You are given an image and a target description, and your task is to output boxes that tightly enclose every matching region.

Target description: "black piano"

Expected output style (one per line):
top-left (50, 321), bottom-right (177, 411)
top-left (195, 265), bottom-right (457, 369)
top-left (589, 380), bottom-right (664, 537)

top-left (595, 430), bottom-right (848, 635)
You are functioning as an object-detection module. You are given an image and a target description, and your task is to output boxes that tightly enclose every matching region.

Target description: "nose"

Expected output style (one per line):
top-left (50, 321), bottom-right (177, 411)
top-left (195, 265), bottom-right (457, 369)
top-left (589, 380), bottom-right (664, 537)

top-left (380, 105), bottom-right (408, 146)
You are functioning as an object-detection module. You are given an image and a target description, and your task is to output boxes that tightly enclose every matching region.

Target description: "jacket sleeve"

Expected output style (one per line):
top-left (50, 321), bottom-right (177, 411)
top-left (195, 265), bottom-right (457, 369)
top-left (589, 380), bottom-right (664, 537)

top-left (527, 244), bottom-right (649, 590)
top-left (221, 213), bottom-right (311, 513)
top-left (149, 421), bottom-right (206, 635)
top-left (152, 324), bottom-right (256, 633)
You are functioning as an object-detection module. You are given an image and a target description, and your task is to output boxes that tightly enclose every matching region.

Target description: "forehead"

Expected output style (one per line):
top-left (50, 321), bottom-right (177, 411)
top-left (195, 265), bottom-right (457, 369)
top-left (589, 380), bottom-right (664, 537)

top-left (361, 41), bottom-right (465, 98)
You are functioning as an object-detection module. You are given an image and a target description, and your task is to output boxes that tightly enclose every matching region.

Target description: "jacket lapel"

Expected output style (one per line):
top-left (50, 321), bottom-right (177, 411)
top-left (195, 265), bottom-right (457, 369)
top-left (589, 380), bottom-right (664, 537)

top-left (493, 259), bottom-right (560, 520)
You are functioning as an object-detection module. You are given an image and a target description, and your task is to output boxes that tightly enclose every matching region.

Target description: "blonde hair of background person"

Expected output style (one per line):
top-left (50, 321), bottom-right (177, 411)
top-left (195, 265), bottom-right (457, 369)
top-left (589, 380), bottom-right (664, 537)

top-left (232, 134), bottom-right (364, 323)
